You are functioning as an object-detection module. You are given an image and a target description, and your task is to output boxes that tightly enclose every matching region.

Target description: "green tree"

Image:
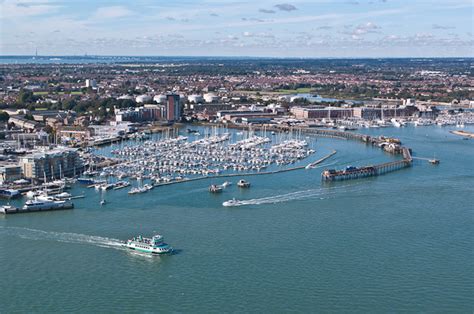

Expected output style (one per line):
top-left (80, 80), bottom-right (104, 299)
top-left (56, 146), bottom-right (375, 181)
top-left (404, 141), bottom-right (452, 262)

top-left (0, 111), bottom-right (9, 122)
top-left (17, 89), bottom-right (38, 105)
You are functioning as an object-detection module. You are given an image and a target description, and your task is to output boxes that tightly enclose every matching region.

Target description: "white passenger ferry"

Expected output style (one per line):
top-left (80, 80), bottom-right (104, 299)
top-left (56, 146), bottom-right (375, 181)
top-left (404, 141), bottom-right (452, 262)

top-left (123, 234), bottom-right (172, 254)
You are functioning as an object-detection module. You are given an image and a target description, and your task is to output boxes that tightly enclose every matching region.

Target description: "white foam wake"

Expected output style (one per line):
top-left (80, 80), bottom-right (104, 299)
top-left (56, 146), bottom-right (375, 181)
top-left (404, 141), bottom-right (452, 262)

top-left (0, 227), bottom-right (124, 250)
top-left (227, 183), bottom-right (363, 207)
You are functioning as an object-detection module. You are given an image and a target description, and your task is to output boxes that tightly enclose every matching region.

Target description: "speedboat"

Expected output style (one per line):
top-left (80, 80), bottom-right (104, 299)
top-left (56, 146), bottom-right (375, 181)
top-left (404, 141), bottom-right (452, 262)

top-left (123, 234), bottom-right (172, 254)
top-left (237, 179), bottom-right (250, 188)
top-left (222, 198), bottom-right (242, 207)
top-left (55, 192), bottom-right (72, 200)
top-left (429, 159), bottom-right (440, 165)
top-left (209, 184), bottom-right (223, 193)
top-left (221, 181), bottom-right (232, 188)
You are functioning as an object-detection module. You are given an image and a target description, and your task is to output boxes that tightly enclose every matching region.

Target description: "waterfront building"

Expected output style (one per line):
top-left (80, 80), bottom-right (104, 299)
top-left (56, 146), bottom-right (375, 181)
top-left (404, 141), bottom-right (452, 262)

top-left (0, 163), bottom-right (22, 184)
top-left (290, 106), bottom-right (353, 119)
top-left (58, 126), bottom-right (94, 142)
top-left (19, 147), bottom-right (83, 181)
top-left (165, 94), bottom-right (182, 121)
top-left (115, 105), bottom-right (164, 122)
top-left (240, 117), bottom-right (273, 125)
top-left (8, 116), bottom-right (42, 132)
top-left (217, 110), bottom-right (277, 123)
top-left (353, 106), bottom-right (418, 120)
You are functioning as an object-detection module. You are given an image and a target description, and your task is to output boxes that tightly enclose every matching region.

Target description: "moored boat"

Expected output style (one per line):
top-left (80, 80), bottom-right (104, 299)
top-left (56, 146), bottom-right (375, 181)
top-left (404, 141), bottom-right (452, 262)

top-left (0, 189), bottom-right (21, 199)
top-left (0, 204), bottom-right (20, 214)
top-left (22, 198), bottom-right (74, 212)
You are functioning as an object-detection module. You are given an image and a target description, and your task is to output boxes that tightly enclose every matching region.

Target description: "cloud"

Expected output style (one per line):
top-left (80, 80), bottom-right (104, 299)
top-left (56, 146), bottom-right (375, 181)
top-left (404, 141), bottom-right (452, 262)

top-left (317, 25), bottom-right (333, 30)
top-left (241, 17), bottom-right (266, 22)
top-left (275, 4), bottom-right (297, 11)
top-left (242, 31), bottom-right (275, 38)
top-left (259, 9), bottom-right (276, 14)
top-left (210, 13), bottom-right (219, 17)
top-left (1, 0), bottom-right (61, 18)
top-left (432, 24), bottom-right (456, 30)
top-left (92, 6), bottom-right (133, 19)
top-left (352, 22), bottom-right (381, 35)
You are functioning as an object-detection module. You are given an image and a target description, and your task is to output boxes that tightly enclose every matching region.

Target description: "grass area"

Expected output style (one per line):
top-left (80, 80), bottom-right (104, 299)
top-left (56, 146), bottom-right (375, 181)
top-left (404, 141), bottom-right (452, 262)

top-left (33, 91), bottom-right (84, 96)
top-left (276, 87), bottom-right (313, 94)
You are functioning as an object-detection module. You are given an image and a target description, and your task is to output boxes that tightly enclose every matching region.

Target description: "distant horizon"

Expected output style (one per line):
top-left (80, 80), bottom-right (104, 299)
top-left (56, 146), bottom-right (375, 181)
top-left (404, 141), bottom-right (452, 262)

top-left (1, 54), bottom-right (473, 60)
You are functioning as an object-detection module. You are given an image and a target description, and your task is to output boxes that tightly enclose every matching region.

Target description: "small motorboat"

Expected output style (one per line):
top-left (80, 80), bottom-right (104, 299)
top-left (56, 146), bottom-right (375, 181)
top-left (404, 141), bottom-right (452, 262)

top-left (209, 184), bottom-right (223, 193)
top-left (428, 159), bottom-right (440, 165)
top-left (222, 198), bottom-right (241, 207)
top-left (237, 179), bottom-right (250, 188)
top-left (221, 181), bottom-right (232, 188)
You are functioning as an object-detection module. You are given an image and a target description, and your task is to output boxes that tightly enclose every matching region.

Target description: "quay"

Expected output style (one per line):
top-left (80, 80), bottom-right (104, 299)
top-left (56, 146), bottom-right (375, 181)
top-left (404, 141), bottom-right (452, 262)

top-left (0, 203), bottom-right (74, 215)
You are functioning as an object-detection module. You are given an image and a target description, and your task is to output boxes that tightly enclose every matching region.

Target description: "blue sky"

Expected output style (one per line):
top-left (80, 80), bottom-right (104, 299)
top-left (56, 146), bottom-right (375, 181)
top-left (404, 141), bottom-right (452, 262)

top-left (1, 0), bottom-right (473, 57)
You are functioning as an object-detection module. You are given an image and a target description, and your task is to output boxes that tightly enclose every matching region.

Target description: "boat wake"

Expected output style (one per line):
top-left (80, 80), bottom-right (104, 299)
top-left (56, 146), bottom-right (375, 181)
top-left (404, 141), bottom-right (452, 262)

top-left (225, 183), bottom-right (363, 207)
top-left (0, 226), bottom-right (124, 250)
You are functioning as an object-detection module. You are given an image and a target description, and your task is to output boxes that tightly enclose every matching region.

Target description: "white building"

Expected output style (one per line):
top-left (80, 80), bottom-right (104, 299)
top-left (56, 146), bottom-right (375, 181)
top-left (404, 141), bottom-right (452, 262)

top-left (203, 93), bottom-right (219, 103)
top-left (188, 94), bottom-right (204, 103)
top-left (136, 95), bottom-right (152, 103)
top-left (85, 79), bottom-right (97, 88)
top-left (153, 94), bottom-right (167, 104)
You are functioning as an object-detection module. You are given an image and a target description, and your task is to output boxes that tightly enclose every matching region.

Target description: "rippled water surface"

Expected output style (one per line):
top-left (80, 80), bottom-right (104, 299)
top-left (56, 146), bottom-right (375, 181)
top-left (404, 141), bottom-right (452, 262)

top-left (1, 126), bottom-right (473, 312)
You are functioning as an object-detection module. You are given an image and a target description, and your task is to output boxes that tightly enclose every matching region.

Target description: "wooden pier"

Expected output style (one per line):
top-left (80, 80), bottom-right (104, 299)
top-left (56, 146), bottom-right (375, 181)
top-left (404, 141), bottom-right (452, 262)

top-left (322, 147), bottom-right (412, 181)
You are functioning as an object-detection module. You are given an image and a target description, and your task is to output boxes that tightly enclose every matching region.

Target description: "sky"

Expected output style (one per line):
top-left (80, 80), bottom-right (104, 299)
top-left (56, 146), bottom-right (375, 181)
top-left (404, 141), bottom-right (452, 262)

top-left (1, 0), bottom-right (473, 57)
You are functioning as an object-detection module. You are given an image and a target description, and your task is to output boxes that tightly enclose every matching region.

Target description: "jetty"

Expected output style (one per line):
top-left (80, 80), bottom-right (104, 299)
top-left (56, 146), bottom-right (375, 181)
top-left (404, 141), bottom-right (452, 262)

top-left (322, 147), bottom-right (412, 181)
